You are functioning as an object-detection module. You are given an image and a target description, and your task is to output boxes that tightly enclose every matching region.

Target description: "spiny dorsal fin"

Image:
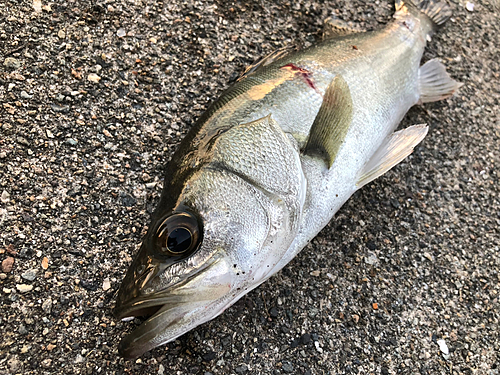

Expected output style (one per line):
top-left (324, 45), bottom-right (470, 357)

top-left (303, 75), bottom-right (353, 168)
top-left (419, 59), bottom-right (462, 103)
top-left (356, 124), bottom-right (429, 188)
top-left (323, 16), bottom-right (362, 40)
top-left (237, 45), bottom-right (298, 82)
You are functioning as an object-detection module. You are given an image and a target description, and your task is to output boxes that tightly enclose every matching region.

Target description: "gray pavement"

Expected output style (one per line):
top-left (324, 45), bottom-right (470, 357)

top-left (0, 0), bottom-right (499, 374)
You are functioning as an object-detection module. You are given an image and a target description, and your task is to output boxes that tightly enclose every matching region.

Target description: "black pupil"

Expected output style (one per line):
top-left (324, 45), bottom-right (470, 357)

top-left (166, 228), bottom-right (192, 253)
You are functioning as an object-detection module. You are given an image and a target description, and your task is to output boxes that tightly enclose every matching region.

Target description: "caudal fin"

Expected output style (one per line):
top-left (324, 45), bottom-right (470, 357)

top-left (395, 0), bottom-right (452, 26)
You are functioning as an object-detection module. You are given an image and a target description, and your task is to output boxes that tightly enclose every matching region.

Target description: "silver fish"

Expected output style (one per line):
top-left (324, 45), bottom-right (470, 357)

top-left (114, 0), bottom-right (460, 359)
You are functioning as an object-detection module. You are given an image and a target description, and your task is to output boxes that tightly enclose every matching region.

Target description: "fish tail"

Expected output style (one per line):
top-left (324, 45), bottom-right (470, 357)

top-left (395, 0), bottom-right (452, 26)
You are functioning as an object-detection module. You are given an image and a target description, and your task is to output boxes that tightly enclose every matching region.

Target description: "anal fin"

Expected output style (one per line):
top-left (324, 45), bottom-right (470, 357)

top-left (419, 59), bottom-right (462, 103)
top-left (357, 124), bottom-right (429, 188)
top-left (303, 75), bottom-right (353, 168)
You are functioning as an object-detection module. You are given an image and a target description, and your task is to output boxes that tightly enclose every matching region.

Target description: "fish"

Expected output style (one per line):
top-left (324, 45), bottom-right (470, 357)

top-left (113, 0), bottom-right (461, 359)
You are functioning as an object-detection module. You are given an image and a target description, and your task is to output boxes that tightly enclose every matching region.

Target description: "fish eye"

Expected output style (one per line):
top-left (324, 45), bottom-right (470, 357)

top-left (156, 212), bottom-right (201, 257)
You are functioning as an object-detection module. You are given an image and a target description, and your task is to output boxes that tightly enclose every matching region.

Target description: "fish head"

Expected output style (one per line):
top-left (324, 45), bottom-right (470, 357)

top-left (114, 162), bottom-right (297, 359)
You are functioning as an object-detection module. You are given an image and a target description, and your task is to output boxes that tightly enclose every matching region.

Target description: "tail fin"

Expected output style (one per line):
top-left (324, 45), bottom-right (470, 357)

top-left (395, 0), bottom-right (452, 26)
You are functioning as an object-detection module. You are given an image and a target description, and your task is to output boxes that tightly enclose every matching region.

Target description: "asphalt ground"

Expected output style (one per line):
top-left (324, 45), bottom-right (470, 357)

top-left (0, 0), bottom-right (499, 374)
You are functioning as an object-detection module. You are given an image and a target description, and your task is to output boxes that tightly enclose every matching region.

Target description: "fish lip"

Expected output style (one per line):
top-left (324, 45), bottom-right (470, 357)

top-left (114, 252), bottom-right (222, 320)
top-left (113, 279), bottom-right (193, 320)
top-left (114, 271), bottom-right (204, 320)
top-left (117, 302), bottom-right (184, 359)
top-left (113, 297), bottom-right (167, 321)
top-left (114, 292), bottom-right (191, 359)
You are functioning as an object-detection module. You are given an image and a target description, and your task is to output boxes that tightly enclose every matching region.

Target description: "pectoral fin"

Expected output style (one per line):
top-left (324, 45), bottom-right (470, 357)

top-left (303, 75), bottom-right (353, 168)
top-left (357, 124), bottom-right (429, 188)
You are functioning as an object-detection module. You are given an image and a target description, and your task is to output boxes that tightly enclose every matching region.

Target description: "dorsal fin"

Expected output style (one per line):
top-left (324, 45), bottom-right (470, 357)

top-left (237, 45), bottom-right (298, 82)
top-left (323, 16), bottom-right (363, 40)
top-left (302, 75), bottom-right (353, 168)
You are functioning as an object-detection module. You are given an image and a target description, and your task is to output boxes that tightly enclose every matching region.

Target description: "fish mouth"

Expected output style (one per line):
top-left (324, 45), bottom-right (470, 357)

top-left (113, 288), bottom-right (200, 359)
top-left (115, 292), bottom-right (230, 359)
top-left (113, 293), bottom-right (182, 321)
top-left (114, 257), bottom-right (234, 359)
top-left (115, 301), bottom-right (191, 359)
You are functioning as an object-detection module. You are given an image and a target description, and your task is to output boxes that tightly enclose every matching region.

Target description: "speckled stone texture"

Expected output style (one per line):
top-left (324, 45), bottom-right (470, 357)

top-left (0, 0), bottom-right (498, 374)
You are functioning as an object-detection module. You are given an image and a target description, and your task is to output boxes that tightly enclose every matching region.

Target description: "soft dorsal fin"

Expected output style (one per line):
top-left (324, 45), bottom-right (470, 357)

top-left (237, 45), bottom-right (298, 82)
top-left (323, 16), bottom-right (363, 40)
top-left (302, 75), bottom-right (353, 168)
top-left (356, 124), bottom-right (429, 188)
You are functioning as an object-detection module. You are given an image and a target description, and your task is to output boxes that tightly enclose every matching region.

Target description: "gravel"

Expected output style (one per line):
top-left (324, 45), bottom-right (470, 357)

top-left (0, 0), bottom-right (499, 374)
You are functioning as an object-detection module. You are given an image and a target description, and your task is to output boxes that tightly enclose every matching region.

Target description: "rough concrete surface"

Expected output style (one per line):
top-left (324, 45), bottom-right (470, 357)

top-left (0, 0), bottom-right (499, 374)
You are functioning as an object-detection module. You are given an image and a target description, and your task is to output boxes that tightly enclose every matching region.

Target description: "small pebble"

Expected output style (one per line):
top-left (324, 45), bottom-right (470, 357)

top-left (33, 0), bottom-right (42, 12)
top-left (42, 298), bottom-right (52, 313)
top-left (21, 269), bottom-right (38, 281)
top-left (16, 284), bottom-right (34, 293)
top-left (300, 333), bottom-right (311, 345)
top-left (314, 341), bottom-right (323, 353)
top-left (3, 57), bottom-right (22, 69)
top-left (7, 357), bottom-right (21, 372)
top-left (423, 252), bottom-right (434, 261)
top-left (235, 364), bottom-right (248, 374)
top-left (1, 190), bottom-right (10, 204)
top-left (18, 324), bottom-right (28, 335)
top-left (2, 257), bottom-right (14, 273)
top-left (88, 73), bottom-right (101, 83)
top-left (20, 90), bottom-right (32, 99)
top-left (282, 362), bottom-right (294, 373)
top-left (269, 306), bottom-right (278, 318)
top-left (365, 252), bottom-right (378, 265)
top-left (102, 278), bottom-right (111, 291)
top-left (437, 339), bottom-right (449, 355)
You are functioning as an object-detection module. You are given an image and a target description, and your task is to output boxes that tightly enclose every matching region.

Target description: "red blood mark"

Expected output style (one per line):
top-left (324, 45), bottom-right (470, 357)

top-left (402, 19), bottom-right (414, 31)
top-left (280, 63), bottom-right (320, 94)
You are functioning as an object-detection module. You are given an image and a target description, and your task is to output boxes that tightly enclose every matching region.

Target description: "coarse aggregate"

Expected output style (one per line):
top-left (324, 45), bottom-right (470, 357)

top-left (0, 0), bottom-right (499, 374)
